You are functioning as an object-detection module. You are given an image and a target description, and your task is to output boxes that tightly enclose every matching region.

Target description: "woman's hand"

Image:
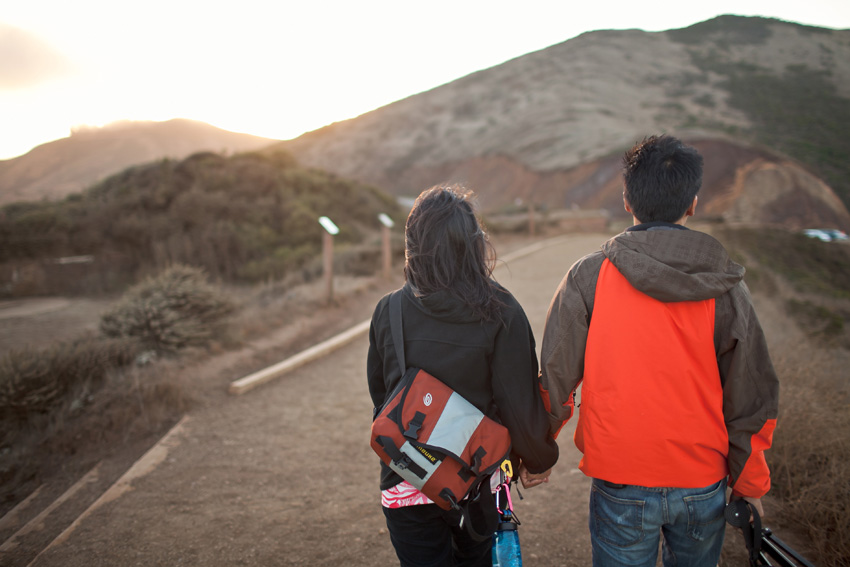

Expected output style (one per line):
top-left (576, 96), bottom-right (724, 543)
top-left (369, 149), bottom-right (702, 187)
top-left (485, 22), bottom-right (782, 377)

top-left (519, 464), bottom-right (552, 489)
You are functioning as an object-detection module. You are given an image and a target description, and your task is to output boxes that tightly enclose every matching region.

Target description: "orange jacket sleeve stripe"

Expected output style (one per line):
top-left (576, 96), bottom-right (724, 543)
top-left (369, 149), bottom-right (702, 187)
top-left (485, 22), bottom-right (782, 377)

top-left (730, 418), bottom-right (776, 497)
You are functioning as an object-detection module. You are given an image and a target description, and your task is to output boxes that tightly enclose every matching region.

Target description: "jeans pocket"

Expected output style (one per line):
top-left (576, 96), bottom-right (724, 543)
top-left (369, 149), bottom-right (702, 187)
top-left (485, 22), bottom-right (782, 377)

top-left (590, 485), bottom-right (645, 548)
top-left (683, 479), bottom-right (727, 541)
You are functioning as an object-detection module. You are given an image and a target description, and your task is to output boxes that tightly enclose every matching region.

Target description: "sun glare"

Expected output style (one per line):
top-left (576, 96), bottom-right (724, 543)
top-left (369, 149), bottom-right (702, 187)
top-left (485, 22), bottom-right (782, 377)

top-left (1, 0), bottom-right (849, 160)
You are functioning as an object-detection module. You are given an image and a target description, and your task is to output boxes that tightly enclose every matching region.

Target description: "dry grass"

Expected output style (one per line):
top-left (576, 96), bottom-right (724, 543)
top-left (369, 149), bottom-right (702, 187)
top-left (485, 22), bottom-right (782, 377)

top-left (0, 350), bottom-right (192, 511)
top-left (713, 225), bottom-right (850, 566)
top-left (767, 346), bottom-right (850, 566)
top-left (0, 257), bottom-right (390, 515)
top-left (0, 263), bottom-right (235, 511)
top-left (0, 336), bottom-right (140, 429)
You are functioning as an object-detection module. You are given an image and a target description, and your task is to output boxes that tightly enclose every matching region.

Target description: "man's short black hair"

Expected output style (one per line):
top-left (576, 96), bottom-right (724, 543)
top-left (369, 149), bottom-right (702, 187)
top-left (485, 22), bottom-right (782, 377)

top-left (622, 135), bottom-right (703, 223)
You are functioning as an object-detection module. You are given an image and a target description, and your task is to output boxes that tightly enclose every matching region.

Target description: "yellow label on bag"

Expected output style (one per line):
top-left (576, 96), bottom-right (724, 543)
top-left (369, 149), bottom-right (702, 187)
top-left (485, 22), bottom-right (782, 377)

top-left (415, 445), bottom-right (440, 464)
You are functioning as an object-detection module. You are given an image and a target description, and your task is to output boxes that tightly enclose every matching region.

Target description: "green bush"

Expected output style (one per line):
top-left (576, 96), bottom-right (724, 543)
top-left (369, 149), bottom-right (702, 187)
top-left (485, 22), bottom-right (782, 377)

top-left (99, 264), bottom-right (234, 351)
top-left (0, 336), bottom-right (139, 425)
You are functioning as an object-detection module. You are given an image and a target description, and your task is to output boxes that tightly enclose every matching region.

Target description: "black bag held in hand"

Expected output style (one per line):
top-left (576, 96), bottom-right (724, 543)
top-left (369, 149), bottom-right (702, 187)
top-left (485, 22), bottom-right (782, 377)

top-left (725, 499), bottom-right (814, 567)
top-left (370, 290), bottom-right (511, 518)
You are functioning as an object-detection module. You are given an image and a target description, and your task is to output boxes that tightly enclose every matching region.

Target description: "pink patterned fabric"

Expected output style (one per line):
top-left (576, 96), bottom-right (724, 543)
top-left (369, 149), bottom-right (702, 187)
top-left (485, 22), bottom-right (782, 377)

top-left (381, 481), bottom-right (433, 508)
top-left (381, 472), bottom-right (506, 508)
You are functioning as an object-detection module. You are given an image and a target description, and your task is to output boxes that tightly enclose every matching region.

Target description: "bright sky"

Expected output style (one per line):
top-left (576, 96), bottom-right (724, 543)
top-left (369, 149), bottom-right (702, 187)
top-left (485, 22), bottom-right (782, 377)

top-left (1, 0), bottom-right (849, 160)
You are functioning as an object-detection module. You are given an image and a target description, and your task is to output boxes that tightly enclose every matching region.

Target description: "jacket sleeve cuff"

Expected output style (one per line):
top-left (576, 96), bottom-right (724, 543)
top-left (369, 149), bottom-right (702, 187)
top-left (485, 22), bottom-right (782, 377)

top-left (729, 418), bottom-right (776, 498)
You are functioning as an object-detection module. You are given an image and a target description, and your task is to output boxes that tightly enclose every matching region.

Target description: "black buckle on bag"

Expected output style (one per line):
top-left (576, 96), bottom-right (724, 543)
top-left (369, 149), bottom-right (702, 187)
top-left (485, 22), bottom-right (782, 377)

top-left (440, 487), bottom-right (460, 511)
top-left (457, 467), bottom-right (472, 482)
top-left (404, 411), bottom-right (426, 440)
top-left (470, 447), bottom-right (486, 476)
top-left (456, 447), bottom-right (488, 482)
top-left (395, 456), bottom-right (426, 478)
top-left (395, 455), bottom-right (412, 470)
top-left (377, 435), bottom-right (427, 479)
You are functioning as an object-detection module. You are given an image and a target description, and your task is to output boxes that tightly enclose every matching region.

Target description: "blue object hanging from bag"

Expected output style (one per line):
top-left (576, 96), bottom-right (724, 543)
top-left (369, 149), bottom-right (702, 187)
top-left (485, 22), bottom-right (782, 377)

top-left (491, 468), bottom-right (522, 567)
top-left (492, 514), bottom-right (522, 567)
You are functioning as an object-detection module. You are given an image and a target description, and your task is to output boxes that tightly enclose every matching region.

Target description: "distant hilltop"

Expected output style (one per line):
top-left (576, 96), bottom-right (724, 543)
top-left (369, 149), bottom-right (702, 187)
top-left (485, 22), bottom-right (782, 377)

top-left (0, 119), bottom-right (278, 206)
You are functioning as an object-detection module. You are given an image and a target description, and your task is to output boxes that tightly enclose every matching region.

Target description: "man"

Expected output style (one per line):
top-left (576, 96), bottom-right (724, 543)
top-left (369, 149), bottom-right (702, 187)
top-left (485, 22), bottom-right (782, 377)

top-left (529, 135), bottom-right (779, 566)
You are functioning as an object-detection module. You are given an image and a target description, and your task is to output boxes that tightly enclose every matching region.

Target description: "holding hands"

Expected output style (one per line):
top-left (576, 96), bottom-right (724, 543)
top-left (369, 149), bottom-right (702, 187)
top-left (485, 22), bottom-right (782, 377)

top-left (519, 463), bottom-right (553, 489)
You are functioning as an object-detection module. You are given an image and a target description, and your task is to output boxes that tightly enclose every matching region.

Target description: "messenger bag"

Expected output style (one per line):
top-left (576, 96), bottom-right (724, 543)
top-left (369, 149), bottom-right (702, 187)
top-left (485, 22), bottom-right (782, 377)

top-left (370, 290), bottom-right (512, 512)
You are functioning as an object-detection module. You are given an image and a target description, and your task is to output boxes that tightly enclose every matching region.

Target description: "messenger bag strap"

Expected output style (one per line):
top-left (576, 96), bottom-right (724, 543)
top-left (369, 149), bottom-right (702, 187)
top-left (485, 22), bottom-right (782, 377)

top-left (457, 478), bottom-right (500, 542)
top-left (389, 290), bottom-right (406, 374)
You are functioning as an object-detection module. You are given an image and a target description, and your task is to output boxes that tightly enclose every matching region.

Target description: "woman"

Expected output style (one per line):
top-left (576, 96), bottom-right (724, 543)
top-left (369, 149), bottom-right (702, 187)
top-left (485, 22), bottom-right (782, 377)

top-left (367, 184), bottom-right (558, 566)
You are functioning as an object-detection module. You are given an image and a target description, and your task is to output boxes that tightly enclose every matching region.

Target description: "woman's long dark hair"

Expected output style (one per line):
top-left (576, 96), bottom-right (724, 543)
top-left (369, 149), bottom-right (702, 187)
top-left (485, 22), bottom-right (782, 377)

top-left (403, 184), bottom-right (503, 321)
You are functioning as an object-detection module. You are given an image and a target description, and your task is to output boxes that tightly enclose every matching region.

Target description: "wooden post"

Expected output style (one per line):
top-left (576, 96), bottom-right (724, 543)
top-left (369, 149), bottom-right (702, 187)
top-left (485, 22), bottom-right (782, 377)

top-left (528, 200), bottom-right (536, 237)
top-left (378, 213), bottom-right (395, 280)
top-left (318, 216), bottom-right (339, 304)
top-left (381, 224), bottom-right (391, 279)
top-left (323, 230), bottom-right (333, 303)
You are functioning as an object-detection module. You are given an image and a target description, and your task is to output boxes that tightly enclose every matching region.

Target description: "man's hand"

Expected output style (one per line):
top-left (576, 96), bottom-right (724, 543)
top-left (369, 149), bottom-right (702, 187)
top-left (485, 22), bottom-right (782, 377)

top-left (731, 495), bottom-right (764, 520)
top-left (519, 464), bottom-right (552, 489)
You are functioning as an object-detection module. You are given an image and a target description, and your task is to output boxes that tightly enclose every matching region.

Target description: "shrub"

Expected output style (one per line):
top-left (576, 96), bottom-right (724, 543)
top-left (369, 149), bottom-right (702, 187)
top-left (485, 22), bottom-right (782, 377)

top-left (0, 336), bottom-right (139, 426)
top-left (0, 150), bottom-right (402, 292)
top-left (99, 264), bottom-right (234, 351)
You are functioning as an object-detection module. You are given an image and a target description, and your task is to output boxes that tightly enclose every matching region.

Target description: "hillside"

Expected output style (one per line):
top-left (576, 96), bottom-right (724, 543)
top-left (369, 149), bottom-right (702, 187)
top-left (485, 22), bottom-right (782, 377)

top-left (0, 151), bottom-right (400, 297)
top-left (3, 16), bottom-right (848, 231)
top-left (0, 119), bottom-right (278, 206)
top-left (270, 16), bottom-right (850, 229)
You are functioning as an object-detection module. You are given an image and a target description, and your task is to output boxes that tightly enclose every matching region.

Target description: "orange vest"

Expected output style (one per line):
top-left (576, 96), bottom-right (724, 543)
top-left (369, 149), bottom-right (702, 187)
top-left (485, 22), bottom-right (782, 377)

top-left (576, 259), bottom-right (729, 487)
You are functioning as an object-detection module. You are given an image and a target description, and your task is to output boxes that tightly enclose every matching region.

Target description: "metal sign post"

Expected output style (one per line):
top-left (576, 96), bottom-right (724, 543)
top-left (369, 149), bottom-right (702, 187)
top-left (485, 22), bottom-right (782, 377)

top-left (378, 213), bottom-right (395, 279)
top-left (318, 216), bottom-right (339, 303)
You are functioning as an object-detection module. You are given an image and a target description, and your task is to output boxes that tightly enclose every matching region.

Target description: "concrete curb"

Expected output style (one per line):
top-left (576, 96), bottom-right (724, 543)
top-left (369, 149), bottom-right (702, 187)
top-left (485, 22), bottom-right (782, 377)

top-left (26, 416), bottom-right (191, 565)
top-left (0, 466), bottom-right (100, 554)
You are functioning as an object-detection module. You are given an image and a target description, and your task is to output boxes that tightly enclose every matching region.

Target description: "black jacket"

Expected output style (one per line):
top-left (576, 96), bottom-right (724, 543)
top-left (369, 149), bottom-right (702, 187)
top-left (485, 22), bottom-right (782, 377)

top-left (368, 283), bottom-right (559, 490)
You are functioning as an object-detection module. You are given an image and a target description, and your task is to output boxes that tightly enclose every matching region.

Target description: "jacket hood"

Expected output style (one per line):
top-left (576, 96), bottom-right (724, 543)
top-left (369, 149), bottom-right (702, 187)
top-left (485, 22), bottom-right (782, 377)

top-left (402, 283), bottom-right (482, 324)
top-left (601, 226), bottom-right (745, 302)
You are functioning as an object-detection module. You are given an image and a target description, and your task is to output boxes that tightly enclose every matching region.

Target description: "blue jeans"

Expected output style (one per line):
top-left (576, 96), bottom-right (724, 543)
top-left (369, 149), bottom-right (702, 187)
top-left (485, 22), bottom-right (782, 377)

top-left (589, 478), bottom-right (727, 567)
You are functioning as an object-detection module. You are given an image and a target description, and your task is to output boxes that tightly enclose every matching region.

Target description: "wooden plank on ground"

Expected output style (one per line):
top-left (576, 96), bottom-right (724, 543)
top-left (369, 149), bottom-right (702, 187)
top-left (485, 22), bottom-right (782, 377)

top-left (228, 319), bottom-right (371, 395)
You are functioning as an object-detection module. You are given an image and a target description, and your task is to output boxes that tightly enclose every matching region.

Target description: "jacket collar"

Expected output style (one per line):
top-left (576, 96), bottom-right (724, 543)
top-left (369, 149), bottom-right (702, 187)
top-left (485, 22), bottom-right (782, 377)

top-left (627, 221), bottom-right (689, 232)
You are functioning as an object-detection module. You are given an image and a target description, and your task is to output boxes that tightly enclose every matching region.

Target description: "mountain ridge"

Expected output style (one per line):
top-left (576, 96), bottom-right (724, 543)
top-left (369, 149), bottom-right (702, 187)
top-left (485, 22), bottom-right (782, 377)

top-left (269, 15), bottom-right (850, 229)
top-left (2, 16), bottom-right (849, 232)
top-left (0, 119), bottom-right (278, 206)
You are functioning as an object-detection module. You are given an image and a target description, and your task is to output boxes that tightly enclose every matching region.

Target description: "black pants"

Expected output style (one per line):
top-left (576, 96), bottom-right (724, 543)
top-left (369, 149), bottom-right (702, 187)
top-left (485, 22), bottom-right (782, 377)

top-left (382, 504), bottom-right (492, 567)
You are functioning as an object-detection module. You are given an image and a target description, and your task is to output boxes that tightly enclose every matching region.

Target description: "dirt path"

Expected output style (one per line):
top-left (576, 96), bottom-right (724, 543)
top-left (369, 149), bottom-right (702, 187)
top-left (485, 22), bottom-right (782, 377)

top-left (4, 232), bottom-right (770, 566)
top-left (0, 235), bottom-right (595, 567)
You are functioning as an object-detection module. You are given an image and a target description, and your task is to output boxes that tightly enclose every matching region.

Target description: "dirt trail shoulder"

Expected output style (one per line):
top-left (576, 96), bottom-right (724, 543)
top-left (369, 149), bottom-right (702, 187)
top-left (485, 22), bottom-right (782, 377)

top-left (3, 231), bottom-right (802, 566)
top-left (7, 235), bottom-right (597, 567)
